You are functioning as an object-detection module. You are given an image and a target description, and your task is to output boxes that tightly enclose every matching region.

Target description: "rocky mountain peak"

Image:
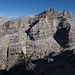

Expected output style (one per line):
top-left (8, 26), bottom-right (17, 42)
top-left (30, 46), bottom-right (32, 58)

top-left (0, 8), bottom-right (75, 74)
top-left (59, 10), bottom-right (73, 19)
top-left (36, 8), bottom-right (73, 20)
top-left (44, 8), bottom-right (55, 12)
top-left (36, 8), bottom-right (58, 19)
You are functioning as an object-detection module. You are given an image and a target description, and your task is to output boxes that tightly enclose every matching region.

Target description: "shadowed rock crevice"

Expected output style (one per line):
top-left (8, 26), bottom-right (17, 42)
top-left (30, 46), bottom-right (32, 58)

top-left (54, 18), bottom-right (71, 48)
top-left (25, 20), bottom-right (39, 40)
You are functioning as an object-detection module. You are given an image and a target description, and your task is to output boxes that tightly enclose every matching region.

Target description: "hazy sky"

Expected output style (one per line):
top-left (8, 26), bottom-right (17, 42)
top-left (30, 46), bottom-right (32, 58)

top-left (0, 0), bottom-right (75, 17)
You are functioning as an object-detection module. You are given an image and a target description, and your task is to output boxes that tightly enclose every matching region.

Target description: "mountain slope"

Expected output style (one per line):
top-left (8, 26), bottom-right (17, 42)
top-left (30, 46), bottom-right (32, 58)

top-left (0, 8), bottom-right (75, 73)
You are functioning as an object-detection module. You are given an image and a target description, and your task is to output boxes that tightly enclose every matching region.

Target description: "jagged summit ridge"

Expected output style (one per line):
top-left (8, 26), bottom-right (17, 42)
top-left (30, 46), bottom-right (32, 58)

top-left (36, 8), bottom-right (73, 20)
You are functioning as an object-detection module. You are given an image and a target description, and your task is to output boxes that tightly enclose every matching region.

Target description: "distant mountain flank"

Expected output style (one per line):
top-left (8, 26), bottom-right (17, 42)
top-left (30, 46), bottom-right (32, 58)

top-left (0, 17), bottom-right (8, 25)
top-left (0, 15), bottom-right (19, 25)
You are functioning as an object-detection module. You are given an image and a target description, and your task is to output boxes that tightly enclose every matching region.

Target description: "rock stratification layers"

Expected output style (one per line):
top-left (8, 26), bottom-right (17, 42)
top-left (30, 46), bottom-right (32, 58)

top-left (0, 8), bottom-right (75, 70)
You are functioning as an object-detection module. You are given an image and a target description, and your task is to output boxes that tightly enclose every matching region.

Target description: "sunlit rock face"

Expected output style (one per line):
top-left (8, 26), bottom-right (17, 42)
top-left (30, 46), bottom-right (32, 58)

top-left (0, 17), bottom-right (8, 25)
top-left (0, 8), bottom-right (75, 70)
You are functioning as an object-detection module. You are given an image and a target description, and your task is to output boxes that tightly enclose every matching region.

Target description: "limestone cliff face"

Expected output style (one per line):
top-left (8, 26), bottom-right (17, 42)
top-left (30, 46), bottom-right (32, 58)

top-left (0, 8), bottom-right (75, 70)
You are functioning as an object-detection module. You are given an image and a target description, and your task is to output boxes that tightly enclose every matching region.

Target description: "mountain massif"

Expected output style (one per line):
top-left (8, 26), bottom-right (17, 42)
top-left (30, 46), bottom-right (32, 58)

top-left (0, 8), bottom-right (75, 75)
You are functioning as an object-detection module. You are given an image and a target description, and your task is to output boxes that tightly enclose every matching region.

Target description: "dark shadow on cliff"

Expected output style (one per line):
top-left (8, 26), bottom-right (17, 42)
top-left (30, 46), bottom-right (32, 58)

top-left (3, 62), bottom-right (34, 75)
top-left (25, 20), bottom-right (39, 40)
top-left (2, 49), bottom-right (75, 75)
top-left (54, 28), bottom-right (67, 48)
top-left (53, 21), bottom-right (70, 48)
top-left (32, 49), bottom-right (75, 75)
top-left (7, 63), bottom-right (26, 75)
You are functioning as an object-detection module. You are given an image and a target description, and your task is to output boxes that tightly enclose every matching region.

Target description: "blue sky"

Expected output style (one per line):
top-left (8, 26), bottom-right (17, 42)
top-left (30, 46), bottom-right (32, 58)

top-left (0, 0), bottom-right (75, 17)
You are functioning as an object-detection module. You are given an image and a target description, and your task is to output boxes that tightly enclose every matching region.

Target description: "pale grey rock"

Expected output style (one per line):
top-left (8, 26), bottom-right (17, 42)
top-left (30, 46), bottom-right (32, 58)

top-left (0, 8), bottom-right (75, 71)
top-left (0, 17), bottom-right (8, 25)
